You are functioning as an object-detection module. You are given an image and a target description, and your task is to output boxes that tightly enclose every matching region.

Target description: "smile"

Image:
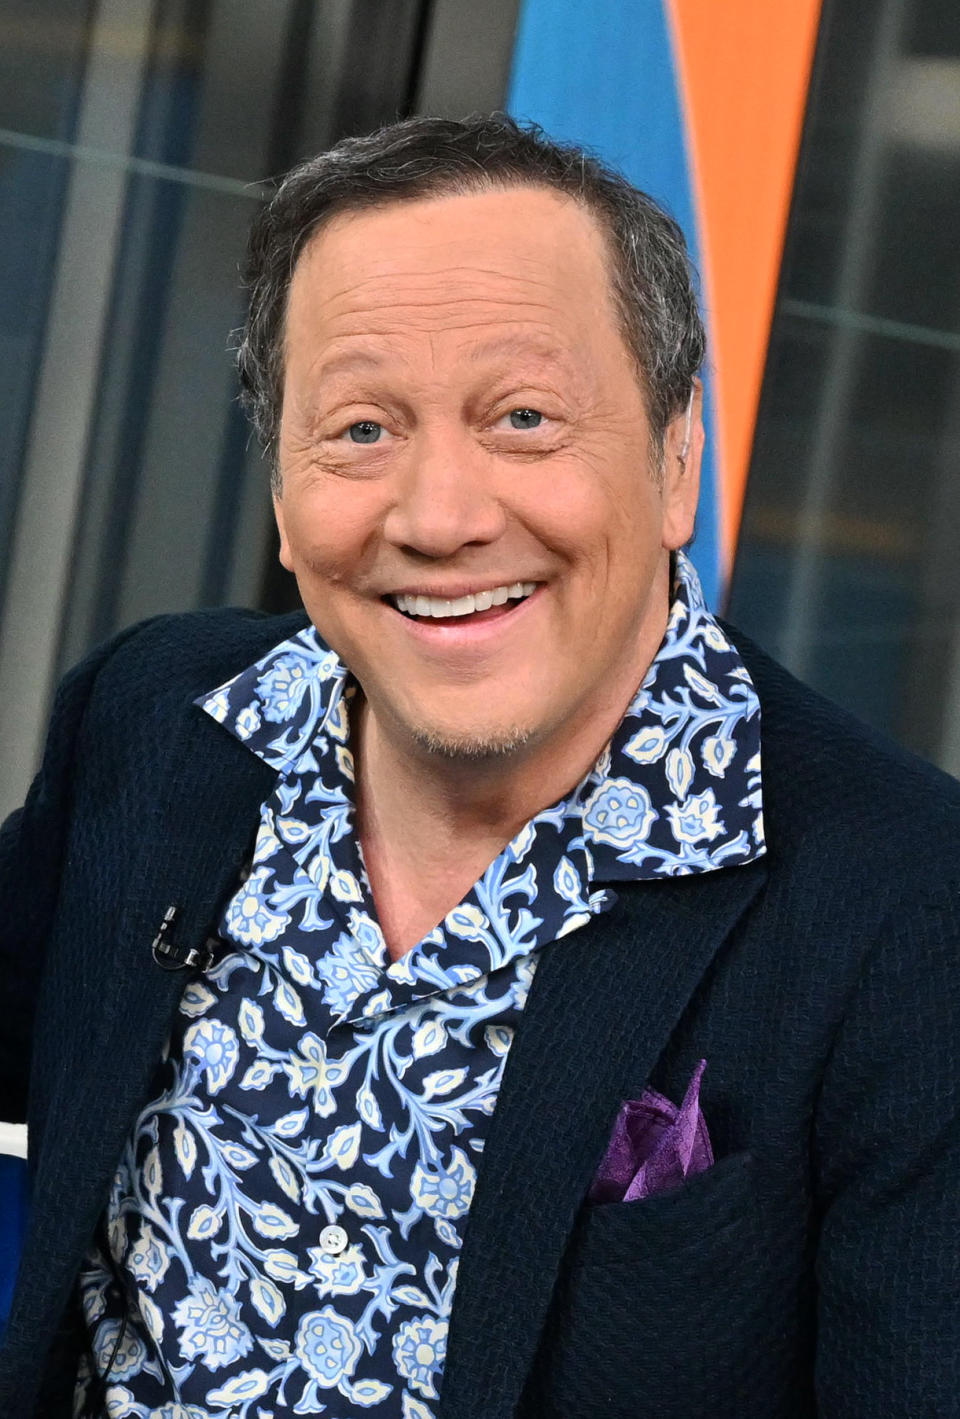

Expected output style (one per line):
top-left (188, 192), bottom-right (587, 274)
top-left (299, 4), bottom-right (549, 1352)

top-left (390, 582), bottom-right (538, 620)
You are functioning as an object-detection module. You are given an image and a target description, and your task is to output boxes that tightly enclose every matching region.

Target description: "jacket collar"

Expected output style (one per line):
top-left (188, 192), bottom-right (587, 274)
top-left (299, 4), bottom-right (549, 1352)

top-left (437, 857), bottom-right (768, 1419)
top-left (5, 704), bottom-right (278, 1412)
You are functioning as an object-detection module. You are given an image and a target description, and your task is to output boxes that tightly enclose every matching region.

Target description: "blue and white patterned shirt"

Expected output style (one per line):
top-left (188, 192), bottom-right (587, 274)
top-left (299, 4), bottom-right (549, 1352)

top-left (77, 551), bottom-right (764, 1419)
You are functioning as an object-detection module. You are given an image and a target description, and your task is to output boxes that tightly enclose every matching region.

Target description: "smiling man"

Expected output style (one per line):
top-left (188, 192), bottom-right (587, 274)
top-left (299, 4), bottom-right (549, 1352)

top-left (273, 183), bottom-right (698, 958)
top-left (1, 115), bottom-right (958, 1419)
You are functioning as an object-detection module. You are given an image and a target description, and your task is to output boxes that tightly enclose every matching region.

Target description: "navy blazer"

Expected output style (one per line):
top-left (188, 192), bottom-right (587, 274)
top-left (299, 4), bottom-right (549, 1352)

top-left (1, 609), bottom-right (958, 1418)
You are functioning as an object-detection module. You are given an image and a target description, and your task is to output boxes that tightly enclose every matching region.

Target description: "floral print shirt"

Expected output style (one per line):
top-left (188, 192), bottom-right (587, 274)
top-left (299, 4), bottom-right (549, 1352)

top-left (76, 551), bottom-right (764, 1419)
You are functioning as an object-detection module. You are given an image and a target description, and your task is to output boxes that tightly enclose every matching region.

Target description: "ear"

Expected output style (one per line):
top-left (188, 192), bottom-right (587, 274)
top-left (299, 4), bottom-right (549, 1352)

top-left (660, 378), bottom-right (704, 551)
top-left (272, 490), bottom-right (295, 572)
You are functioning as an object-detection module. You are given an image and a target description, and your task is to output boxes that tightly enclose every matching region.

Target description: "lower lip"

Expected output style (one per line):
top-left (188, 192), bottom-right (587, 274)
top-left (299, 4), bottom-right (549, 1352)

top-left (387, 588), bottom-right (543, 646)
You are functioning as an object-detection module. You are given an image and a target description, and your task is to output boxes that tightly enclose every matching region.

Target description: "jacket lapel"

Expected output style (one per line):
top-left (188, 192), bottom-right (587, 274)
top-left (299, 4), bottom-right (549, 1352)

top-left (6, 703), bottom-right (277, 1398)
top-left (438, 859), bottom-right (767, 1419)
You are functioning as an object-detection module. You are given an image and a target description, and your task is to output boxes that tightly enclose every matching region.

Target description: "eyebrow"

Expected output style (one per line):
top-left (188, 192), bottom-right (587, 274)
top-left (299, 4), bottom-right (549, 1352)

top-left (310, 349), bottom-right (386, 383)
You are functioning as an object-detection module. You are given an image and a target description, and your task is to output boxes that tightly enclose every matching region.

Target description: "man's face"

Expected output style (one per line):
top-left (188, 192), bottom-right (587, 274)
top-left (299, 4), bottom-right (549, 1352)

top-left (275, 185), bottom-right (700, 763)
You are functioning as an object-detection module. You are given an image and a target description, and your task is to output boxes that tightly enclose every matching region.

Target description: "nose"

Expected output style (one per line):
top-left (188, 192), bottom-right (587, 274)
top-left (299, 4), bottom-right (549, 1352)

top-left (382, 428), bottom-right (507, 558)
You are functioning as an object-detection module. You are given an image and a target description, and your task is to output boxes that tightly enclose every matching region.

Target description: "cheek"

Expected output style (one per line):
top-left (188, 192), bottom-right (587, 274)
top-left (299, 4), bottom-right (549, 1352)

top-left (523, 460), bottom-right (661, 580)
top-left (278, 481), bottom-right (384, 581)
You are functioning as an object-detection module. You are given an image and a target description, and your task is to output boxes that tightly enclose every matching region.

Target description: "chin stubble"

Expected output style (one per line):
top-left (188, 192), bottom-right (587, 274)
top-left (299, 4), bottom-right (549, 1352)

top-left (410, 724), bottom-right (534, 761)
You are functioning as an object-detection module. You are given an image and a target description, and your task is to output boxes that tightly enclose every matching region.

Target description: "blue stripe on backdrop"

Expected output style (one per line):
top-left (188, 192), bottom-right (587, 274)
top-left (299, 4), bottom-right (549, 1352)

top-left (505, 0), bottom-right (723, 611)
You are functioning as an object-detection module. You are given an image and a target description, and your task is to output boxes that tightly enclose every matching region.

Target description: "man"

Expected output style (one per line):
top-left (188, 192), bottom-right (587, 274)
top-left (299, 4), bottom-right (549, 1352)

top-left (0, 114), bottom-right (957, 1418)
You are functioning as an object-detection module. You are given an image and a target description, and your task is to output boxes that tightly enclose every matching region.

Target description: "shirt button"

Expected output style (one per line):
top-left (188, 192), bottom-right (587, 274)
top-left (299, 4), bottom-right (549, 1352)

top-left (318, 1224), bottom-right (348, 1255)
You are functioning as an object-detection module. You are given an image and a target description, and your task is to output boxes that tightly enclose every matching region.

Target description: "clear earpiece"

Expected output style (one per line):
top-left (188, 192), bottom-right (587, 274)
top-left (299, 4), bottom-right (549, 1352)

top-left (678, 387), bottom-right (695, 463)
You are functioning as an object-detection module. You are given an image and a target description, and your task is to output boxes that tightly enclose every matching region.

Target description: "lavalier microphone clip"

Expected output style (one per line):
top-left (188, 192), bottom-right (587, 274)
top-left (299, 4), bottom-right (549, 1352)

top-left (151, 905), bottom-right (219, 972)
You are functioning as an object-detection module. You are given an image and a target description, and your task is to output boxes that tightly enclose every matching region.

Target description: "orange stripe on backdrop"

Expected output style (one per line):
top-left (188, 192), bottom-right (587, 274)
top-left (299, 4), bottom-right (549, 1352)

top-left (666, 0), bottom-right (823, 573)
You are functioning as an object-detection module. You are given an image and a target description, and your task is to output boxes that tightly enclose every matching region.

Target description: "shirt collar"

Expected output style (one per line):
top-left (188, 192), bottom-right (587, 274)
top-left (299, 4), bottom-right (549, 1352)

top-left (199, 635), bottom-right (350, 776)
top-left (577, 550), bottom-right (764, 878)
top-left (199, 549), bottom-right (764, 885)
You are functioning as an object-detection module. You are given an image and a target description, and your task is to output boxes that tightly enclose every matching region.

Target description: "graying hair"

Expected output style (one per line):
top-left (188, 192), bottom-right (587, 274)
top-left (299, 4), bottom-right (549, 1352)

top-left (237, 114), bottom-right (705, 480)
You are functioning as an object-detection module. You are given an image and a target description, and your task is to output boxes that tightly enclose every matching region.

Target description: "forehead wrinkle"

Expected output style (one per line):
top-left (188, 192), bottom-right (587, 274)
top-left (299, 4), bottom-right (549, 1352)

top-left (295, 325), bottom-right (560, 400)
top-left (305, 316), bottom-right (576, 375)
top-left (298, 256), bottom-right (567, 321)
top-left (301, 303), bottom-right (573, 365)
top-left (460, 331), bottom-right (579, 369)
top-left (315, 293), bottom-right (567, 336)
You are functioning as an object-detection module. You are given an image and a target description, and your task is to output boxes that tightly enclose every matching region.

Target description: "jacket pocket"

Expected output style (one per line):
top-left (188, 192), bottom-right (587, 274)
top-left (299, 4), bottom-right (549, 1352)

top-left (579, 1147), bottom-right (757, 1261)
top-left (522, 1151), bottom-right (806, 1419)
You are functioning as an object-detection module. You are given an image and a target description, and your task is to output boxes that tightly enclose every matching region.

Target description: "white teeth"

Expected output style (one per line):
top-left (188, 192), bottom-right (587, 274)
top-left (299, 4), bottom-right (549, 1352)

top-left (393, 581), bottom-right (538, 619)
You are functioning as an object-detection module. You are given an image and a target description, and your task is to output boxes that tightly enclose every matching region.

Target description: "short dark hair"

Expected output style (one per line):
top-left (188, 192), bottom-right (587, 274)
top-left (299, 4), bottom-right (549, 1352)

top-left (237, 113), bottom-right (705, 474)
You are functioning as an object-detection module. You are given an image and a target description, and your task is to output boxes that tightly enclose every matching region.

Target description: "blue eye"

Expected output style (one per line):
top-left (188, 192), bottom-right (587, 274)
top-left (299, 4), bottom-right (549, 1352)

top-left (508, 408), bottom-right (542, 430)
top-left (347, 420), bottom-right (383, 444)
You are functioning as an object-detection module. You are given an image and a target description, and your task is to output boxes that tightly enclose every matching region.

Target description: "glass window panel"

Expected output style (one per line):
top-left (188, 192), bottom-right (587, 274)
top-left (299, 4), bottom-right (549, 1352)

top-left (730, 0), bottom-right (960, 774)
top-left (0, 144), bottom-right (72, 600)
top-left (735, 318), bottom-right (960, 751)
top-left (58, 164), bottom-right (268, 671)
top-left (126, 0), bottom-right (430, 180)
top-left (0, 0), bottom-right (91, 138)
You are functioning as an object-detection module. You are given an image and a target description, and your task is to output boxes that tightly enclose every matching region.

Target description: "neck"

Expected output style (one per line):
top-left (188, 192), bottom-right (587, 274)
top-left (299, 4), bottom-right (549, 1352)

top-left (356, 711), bottom-right (566, 875)
top-left (354, 706), bottom-right (599, 961)
top-left (355, 682), bottom-right (621, 850)
top-left (353, 577), bottom-right (672, 957)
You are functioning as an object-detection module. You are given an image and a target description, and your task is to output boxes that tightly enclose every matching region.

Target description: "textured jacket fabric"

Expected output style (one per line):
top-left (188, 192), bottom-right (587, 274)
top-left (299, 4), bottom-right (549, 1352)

top-left (0, 608), bottom-right (958, 1418)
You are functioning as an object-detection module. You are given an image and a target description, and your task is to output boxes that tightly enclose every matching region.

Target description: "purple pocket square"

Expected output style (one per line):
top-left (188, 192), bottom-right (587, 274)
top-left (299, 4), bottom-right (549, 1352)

top-left (589, 1059), bottom-right (714, 1203)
